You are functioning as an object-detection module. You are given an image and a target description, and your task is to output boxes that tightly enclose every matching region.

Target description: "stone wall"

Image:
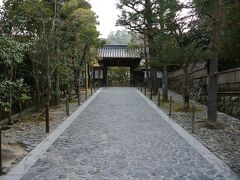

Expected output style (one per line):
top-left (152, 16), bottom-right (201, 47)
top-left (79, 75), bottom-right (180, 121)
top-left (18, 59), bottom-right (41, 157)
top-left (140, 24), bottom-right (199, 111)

top-left (168, 64), bottom-right (240, 119)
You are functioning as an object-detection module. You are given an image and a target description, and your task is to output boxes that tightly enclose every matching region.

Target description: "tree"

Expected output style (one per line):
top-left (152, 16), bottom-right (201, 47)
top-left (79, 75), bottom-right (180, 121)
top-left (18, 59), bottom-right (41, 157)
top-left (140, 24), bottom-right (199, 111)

top-left (0, 36), bottom-right (29, 124)
top-left (153, 0), bottom-right (180, 100)
top-left (60, 0), bottom-right (99, 104)
top-left (117, 0), bottom-right (159, 93)
top-left (0, 0), bottom-right (100, 122)
top-left (117, 0), bottom-right (181, 95)
top-left (106, 30), bottom-right (131, 45)
top-left (207, 0), bottom-right (222, 122)
top-left (221, 1), bottom-right (240, 61)
top-left (193, 0), bottom-right (222, 122)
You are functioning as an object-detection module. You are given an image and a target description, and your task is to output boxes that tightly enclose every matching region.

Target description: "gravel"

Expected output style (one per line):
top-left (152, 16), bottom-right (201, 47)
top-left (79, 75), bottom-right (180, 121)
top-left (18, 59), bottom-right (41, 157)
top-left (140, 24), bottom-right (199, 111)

top-left (142, 88), bottom-right (240, 176)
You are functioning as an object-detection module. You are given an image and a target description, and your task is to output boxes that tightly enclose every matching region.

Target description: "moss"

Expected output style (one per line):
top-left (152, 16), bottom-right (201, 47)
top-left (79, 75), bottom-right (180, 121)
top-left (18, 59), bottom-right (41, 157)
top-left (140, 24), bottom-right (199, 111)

top-left (71, 98), bottom-right (79, 103)
top-left (159, 100), bottom-right (169, 107)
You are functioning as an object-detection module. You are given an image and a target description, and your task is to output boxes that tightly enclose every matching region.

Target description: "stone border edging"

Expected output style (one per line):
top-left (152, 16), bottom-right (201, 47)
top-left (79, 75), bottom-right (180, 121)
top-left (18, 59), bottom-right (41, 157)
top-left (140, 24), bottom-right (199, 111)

top-left (136, 89), bottom-right (239, 180)
top-left (1, 88), bottom-right (103, 180)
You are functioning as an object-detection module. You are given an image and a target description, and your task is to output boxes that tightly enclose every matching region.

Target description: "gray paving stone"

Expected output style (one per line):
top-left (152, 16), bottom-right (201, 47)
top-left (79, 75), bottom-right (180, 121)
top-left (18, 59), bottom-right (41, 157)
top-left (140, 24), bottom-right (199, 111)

top-left (153, 88), bottom-right (240, 175)
top-left (18, 87), bottom-right (239, 179)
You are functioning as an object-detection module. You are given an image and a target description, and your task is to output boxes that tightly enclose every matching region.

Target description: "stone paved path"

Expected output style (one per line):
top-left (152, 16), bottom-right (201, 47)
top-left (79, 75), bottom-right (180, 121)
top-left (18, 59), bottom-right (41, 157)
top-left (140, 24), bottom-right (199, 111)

top-left (7, 88), bottom-right (239, 179)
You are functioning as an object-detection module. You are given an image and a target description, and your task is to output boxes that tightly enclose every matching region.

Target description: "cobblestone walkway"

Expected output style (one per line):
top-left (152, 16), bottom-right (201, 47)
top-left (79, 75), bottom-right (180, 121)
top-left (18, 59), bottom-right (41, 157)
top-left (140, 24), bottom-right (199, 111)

top-left (9, 88), bottom-right (239, 179)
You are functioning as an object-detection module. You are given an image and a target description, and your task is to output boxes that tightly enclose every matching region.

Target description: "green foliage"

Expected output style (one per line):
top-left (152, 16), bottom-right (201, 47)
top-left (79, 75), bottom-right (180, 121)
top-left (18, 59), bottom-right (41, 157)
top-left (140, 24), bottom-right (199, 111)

top-left (60, 0), bottom-right (91, 17)
top-left (0, 78), bottom-right (30, 112)
top-left (0, 35), bottom-right (29, 112)
top-left (14, 78), bottom-right (31, 103)
top-left (0, 79), bottom-right (12, 111)
top-left (0, 0), bottom-right (100, 119)
top-left (0, 36), bottom-right (27, 65)
top-left (108, 67), bottom-right (130, 84)
top-left (117, 0), bottom-right (148, 34)
top-left (106, 30), bottom-right (131, 45)
top-left (222, 1), bottom-right (240, 60)
top-left (192, 0), bottom-right (215, 16)
top-left (162, 43), bottom-right (209, 67)
top-left (60, 0), bottom-right (99, 67)
top-left (192, 0), bottom-right (240, 64)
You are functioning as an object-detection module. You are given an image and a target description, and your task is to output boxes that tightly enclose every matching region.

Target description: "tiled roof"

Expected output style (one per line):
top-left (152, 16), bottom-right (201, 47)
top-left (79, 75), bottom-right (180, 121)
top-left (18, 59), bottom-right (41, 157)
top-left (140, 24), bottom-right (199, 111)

top-left (98, 45), bottom-right (143, 59)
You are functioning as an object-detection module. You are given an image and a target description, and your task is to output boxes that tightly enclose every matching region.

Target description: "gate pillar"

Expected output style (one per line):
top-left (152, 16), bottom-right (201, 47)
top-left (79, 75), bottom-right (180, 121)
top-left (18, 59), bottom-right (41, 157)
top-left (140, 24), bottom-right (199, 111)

top-left (130, 66), bottom-right (135, 86)
top-left (103, 65), bottom-right (108, 86)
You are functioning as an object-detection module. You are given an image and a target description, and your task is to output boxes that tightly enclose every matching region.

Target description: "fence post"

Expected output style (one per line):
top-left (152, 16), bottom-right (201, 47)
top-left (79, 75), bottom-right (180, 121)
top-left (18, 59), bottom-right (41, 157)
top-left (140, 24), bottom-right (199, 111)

top-left (192, 104), bottom-right (195, 133)
top-left (91, 82), bottom-right (93, 95)
top-left (77, 87), bottom-right (80, 106)
top-left (158, 91), bottom-right (161, 107)
top-left (85, 87), bottom-right (87, 99)
top-left (141, 84), bottom-right (143, 92)
top-left (66, 95), bottom-right (70, 116)
top-left (150, 87), bottom-right (153, 100)
top-left (144, 86), bottom-right (146, 96)
top-left (45, 104), bottom-right (50, 133)
top-left (169, 96), bottom-right (172, 116)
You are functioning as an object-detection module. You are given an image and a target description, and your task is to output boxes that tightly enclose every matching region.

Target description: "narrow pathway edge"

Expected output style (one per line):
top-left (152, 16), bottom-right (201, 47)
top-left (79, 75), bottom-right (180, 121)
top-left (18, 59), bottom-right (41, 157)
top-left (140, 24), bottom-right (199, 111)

top-left (136, 89), bottom-right (239, 180)
top-left (1, 88), bottom-right (103, 180)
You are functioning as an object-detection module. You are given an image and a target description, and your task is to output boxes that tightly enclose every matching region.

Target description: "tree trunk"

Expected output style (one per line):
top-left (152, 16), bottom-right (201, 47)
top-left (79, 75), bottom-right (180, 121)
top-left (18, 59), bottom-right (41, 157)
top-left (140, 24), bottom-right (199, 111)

top-left (35, 76), bottom-right (41, 111)
top-left (85, 65), bottom-right (89, 89)
top-left (207, 0), bottom-right (222, 123)
top-left (46, 68), bottom-right (51, 105)
top-left (55, 67), bottom-right (60, 106)
top-left (19, 100), bottom-right (22, 118)
top-left (67, 82), bottom-right (72, 102)
top-left (71, 39), bottom-right (79, 96)
top-left (42, 19), bottom-right (51, 105)
top-left (182, 65), bottom-right (190, 110)
top-left (145, 0), bottom-right (158, 94)
top-left (150, 68), bottom-right (158, 94)
top-left (8, 65), bottom-right (14, 125)
top-left (40, 14), bottom-right (51, 105)
top-left (143, 34), bottom-right (150, 87)
top-left (90, 65), bottom-right (93, 90)
top-left (32, 59), bottom-right (41, 111)
top-left (162, 65), bottom-right (168, 101)
top-left (77, 71), bottom-right (81, 106)
top-left (88, 65), bottom-right (92, 88)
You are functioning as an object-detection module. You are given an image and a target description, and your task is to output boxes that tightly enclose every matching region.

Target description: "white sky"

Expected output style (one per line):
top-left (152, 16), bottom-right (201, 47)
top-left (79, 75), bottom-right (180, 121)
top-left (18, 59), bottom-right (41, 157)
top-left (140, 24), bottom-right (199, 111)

top-left (89, 0), bottom-right (125, 38)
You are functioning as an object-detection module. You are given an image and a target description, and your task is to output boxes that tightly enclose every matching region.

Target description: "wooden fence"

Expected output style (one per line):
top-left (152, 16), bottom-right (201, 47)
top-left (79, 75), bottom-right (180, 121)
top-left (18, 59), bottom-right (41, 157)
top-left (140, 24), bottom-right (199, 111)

top-left (168, 64), bottom-right (240, 119)
top-left (168, 64), bottom-right (240, 94)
